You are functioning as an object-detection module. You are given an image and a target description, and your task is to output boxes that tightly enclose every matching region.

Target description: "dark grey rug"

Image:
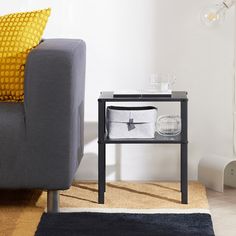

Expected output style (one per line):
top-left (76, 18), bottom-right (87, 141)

top-left (35, 212), bottom-right (215, 236)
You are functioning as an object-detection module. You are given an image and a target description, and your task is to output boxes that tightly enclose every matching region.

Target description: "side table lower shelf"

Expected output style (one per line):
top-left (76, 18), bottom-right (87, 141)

top-left (104, 133), bottom-right (187, 144)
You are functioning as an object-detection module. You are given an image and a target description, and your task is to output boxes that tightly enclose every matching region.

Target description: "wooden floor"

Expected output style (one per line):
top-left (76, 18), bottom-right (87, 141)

top-left (207, 186), bottom-right (236, 236)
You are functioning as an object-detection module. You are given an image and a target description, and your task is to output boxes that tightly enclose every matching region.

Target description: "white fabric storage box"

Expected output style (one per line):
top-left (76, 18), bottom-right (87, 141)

top-left (107, 106), bottom-right (157, 139)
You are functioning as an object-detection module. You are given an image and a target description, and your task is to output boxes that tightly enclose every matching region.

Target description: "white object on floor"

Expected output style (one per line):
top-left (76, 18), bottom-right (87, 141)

top-left (198, 155), bottom-right (236, 192)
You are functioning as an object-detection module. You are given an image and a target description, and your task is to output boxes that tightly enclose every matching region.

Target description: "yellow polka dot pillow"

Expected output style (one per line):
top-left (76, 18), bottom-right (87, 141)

top-left (0, 8), bottom-right (51, 102)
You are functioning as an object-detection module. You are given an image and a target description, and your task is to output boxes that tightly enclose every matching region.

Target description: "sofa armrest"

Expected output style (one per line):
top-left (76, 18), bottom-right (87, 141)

top-left (24, 39), bottom-right (86, 189)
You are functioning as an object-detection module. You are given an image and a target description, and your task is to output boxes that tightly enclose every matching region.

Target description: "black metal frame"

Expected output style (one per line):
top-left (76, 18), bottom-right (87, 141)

top-left (98, 91), bottom-right (188, 204)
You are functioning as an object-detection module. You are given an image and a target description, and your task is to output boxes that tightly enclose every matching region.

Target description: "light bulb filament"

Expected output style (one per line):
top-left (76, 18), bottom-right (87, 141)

top-left (207, 12), bottom-right (218, 21)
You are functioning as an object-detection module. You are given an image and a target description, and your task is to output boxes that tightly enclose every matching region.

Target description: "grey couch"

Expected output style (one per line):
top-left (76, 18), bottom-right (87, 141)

top-left (0, 39), bottom-right (86, 212)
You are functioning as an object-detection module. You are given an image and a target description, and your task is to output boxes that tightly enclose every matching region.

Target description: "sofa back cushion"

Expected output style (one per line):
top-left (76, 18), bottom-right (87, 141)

top-left (0, 8), bottom-right (50, 102)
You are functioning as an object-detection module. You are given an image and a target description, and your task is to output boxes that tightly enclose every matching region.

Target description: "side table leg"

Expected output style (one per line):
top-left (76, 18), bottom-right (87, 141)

top-left (104, 144), bottom-right (106, 192)
top-left (181, 143), bottom-right (188, 204)
top-left (98, 100), bottom-right (106, 204)
top-left (98, 143), bottom-right (105, 204)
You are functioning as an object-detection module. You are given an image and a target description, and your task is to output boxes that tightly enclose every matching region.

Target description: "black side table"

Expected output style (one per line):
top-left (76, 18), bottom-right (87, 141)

top-left (98, 91), bottom-right (188, 204)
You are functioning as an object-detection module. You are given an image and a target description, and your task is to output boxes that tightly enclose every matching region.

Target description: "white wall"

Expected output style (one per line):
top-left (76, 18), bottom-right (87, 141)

top-left (1, 0), bottom-right (234, 181)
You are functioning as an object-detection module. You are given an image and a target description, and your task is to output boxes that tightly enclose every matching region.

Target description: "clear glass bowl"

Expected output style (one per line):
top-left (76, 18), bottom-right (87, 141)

top-left (157, 115), bottom-right (181, 136)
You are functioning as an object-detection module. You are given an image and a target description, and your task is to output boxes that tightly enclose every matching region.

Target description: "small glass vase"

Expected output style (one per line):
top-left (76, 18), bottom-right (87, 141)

top-left (157, 115), bottom-right (181, 136)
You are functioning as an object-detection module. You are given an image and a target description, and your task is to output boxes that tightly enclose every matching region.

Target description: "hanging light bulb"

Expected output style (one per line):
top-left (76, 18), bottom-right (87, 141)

top-left (201, 0), bottom-right (234, 27)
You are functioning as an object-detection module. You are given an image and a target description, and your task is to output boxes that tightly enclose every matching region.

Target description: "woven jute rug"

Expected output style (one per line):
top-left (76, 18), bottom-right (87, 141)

top-left (0, 181), bottom-right (209, 236)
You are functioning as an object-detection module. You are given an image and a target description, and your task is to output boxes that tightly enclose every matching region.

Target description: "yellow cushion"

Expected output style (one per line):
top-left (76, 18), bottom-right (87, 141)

top-left (0, 8), bottom-right (51, 102)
